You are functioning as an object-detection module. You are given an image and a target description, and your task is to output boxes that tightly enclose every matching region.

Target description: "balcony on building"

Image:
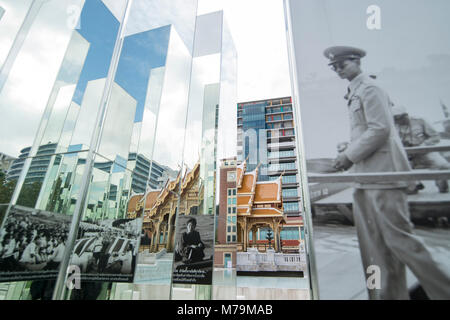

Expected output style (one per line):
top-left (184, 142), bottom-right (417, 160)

top-left (267, 140), bottom-right (296, 151)
top-left (267, 162), bottom-right (297, 176)
top-left (267, 150), bottom-right (297, 163)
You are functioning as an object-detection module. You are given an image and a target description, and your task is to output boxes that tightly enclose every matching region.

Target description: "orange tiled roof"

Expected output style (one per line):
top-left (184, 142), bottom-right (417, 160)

top-left (237, 208), bottom-right (248, 214)
top-left (254, 180), bottom-right (281, 203)
top-left (127, 194), bottom-right (143, 212)
top-left (236, 161), bottom-right (284, 218)
top-left (237, 195), bottom-right (252, 206)
top-left (144, 191), bottom-right (160, 209)
top-left (240, 172), bottom-right (256, 193)
top-left (250, 207), bottom-right (283, 216)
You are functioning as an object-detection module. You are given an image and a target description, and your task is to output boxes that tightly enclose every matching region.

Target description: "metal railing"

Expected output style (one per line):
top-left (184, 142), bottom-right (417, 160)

top-left (308, 144), bottom-right (450, 183)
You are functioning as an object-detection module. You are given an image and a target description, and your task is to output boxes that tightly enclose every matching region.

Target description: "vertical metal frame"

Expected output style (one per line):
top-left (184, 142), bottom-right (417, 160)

top-left (282, 0), bottom-right (320, 300)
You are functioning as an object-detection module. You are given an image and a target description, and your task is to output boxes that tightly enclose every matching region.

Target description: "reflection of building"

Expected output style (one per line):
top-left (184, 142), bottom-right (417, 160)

top-left (214, 157), bottom-right (237, 268)
top-left (237, 97), bottom-right (301, 218)
top-left (127, 162), bottom-right (202, 253)
top-left (200, 84), bottom-right (220, 215)
top-left (237, 97), bottom-right (304, 251)
top-left (236, 159), bottom-right (286, 252)
top-left (7, 143), bottom-right (57, 183)
top-left (127, 152), bottom-right (177, 194)
top-left (236, 159), bottom-right (305, 274)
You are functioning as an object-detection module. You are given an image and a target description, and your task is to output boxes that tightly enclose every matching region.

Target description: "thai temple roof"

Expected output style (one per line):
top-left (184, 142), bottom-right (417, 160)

top-left (127, 161), bottom-right (200, 216)
top-left (237, 159), bottom-right (284, 217)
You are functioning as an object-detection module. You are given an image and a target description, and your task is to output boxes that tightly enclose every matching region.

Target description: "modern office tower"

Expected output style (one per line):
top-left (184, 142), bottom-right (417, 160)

top-left (237, 97), bottom-right (302, 238)
top-left (7, 143), bottom-right (57, 183)
top-left (127, 152), bottom-right (176, 194)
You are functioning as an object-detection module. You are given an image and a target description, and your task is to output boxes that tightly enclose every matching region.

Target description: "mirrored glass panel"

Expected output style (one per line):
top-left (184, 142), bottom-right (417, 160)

top-left (0, 0), bottom-right (84, 158)
top-left (0, 0), bottom-right (33, 67)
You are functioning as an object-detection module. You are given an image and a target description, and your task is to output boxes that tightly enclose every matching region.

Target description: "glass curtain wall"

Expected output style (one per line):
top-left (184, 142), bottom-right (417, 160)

top-left (0, 0), bottom-right (199, 300)
top-left (169, 11), bottom-right (237, 300)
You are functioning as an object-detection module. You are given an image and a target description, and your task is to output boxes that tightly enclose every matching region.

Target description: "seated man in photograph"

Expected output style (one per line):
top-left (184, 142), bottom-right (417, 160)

top-left (175, 217), bottom-right (205, 264)
top-left (392, 105), bottom-right (450, 193)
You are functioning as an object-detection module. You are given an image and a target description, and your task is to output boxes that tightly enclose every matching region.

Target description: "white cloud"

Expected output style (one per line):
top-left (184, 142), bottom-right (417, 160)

top-left (102, 0), bottom-right (197, 51)
top-left (0, 0), bottom-right (83, 157)
top-left (151, 26), bottom-right (192, 170)
top-left (198, 0), bottom-right (292, 102)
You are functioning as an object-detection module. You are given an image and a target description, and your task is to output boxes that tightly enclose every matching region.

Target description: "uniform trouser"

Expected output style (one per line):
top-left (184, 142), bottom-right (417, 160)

top-left (353, 188), bottom-right (450, 300)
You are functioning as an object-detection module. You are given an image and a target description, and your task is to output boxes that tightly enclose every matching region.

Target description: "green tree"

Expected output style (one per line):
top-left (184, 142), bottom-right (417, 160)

top-left (0, 171), bottom-right (17, 223)
top-left (266, 229), bottom-right (273, 249)
top-left (46, 176), bottom-right (62, 213)
top-left (16, 181), bottom-right (42, 208)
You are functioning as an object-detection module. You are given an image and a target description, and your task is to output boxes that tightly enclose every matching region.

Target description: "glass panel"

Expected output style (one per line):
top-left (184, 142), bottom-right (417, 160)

top-left (113, 0), bottom-right (199, 301)
top-left (0, 0), bottom-right (33, 67)
top-left (170, 11), bottom-right (219, 300)
top-left (0, 0), bottom-right (127, 299)
top-left (145, 24), bottom-right (193, 299)
top-left (0, 0), bottom-right (85, 157)
top-left (236, 95), bottom-right (307, 300)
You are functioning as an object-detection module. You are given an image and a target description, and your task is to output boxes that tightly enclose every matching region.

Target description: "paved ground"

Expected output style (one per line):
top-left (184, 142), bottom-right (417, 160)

top-left (315, 181), bottom-right (450, 205)
top-left (313, 224), bottom-right (450, 299)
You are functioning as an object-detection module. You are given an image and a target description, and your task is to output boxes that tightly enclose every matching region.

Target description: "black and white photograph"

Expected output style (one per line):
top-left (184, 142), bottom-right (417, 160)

top-left (70, 217), bottom-right (141, 283)
top-left (172, 215), bottom-right (214, 285)
top-left (0, 205), bottom-right (70, 282)
top-left (286, 0), bottom-right (450, 299)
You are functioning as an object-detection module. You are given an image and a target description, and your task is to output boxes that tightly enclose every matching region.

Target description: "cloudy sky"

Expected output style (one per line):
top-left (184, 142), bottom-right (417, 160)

top-left (0, 0), bottom-right (291, 159)
top-left (197, 0), bottom-right (291, 102)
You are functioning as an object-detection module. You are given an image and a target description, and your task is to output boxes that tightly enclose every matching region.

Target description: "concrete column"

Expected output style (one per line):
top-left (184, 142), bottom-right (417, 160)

top-left (251, 227), bottom-right (258, 248)
top-left (274, 220), bottom-right (280, 252)
top-left (166, 217), bottom-right (174, 250)
top-left (162, 223), bottom-right (168, 245)
top-left (243, 219), bottom-right (247, 252)
top-left (152, 222), bottom-right (161, 252)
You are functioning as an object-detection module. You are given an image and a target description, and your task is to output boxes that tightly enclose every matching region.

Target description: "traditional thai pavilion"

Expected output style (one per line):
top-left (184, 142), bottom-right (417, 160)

top-left (127, 162), bottom-right (202, 253)
top-left (237, 160), bottom-right (287, 252)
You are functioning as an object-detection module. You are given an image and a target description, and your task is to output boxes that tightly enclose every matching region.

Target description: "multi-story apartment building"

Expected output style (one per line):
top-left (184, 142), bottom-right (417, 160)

top-left (7, 143), bottom-right (57, 184)
top-left (127, 152), bottom-right (176, 194)
top-left (237, 97), bottom-right (303, 246)
top-left (237, 97), bottom-right (300, 216)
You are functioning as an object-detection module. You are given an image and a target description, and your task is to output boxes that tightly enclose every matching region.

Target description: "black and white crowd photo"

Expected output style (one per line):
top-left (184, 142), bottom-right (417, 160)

top-left (0, 206), bottom-right (70, 281)
top-left (71, 218), bottom-right (141, 282)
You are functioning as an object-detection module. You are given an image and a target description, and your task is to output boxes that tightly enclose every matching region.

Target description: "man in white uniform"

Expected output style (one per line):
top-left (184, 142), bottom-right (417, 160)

top-left (325, 46), bottom-right (450, 299)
